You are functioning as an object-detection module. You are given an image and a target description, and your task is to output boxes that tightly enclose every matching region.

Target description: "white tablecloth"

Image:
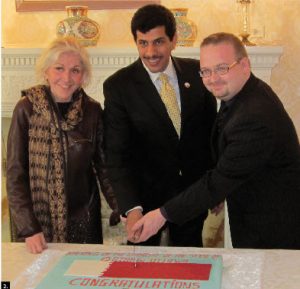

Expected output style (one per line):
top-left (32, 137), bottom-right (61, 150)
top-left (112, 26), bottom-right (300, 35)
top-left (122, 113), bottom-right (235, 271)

top-left (2, 242), bottom-right (300, 289)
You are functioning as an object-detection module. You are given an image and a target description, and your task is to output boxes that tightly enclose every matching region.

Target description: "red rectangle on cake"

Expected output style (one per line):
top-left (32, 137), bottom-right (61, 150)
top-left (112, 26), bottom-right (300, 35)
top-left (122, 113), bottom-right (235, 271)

top-left (101, 261), bottom-right (212, 280)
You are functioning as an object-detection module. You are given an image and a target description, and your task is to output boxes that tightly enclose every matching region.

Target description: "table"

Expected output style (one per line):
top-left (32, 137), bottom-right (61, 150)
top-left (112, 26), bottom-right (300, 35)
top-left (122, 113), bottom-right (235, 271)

top-left (2, 242), bottom-right (300, 289)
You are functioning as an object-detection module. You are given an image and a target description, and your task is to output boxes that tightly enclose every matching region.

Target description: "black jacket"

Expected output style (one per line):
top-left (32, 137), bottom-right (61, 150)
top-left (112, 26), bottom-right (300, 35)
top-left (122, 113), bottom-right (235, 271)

top-left (6, 87), bottom-right (119, 241)
top-left (103, 57), bottom-right (217, 214)
top-left (163, 74), bottom-right (300, 249)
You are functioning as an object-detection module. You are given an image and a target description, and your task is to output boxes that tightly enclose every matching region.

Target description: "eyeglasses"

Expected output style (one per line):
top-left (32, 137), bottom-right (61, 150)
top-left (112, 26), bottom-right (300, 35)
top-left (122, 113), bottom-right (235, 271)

top-left (199, 60), bottom-right (240, 78)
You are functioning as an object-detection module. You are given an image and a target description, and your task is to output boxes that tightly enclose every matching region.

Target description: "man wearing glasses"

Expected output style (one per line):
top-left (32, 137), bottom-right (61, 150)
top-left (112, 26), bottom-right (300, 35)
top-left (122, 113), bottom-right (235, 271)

top-left (131, 32), bottom-right (300, 249)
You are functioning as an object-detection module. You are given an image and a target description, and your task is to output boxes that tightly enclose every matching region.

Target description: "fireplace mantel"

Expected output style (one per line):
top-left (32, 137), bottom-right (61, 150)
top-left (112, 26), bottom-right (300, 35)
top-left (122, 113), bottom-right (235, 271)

top-left (2, 46), bottom-right (283, 117)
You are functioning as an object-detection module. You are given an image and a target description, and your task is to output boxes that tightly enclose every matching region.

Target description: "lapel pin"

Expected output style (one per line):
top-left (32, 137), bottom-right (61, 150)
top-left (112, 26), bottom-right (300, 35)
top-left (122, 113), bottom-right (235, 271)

top-left (184, 82), bottom-right (190, 88)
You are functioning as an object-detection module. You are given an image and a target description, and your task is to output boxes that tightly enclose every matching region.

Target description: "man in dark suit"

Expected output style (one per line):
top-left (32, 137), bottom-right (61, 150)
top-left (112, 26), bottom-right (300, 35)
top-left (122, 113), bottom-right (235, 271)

top-left (131, 32), bottom-right (300, 249)
top-left (103, 4), bottom-right (217, 246)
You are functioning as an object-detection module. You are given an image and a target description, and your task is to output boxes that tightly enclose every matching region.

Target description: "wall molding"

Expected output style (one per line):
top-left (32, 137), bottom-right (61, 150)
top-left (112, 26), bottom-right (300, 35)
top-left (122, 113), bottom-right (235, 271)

top-left (2, 46), bottom-right (283, 117)
top-left (15, 0), bottom-right (160, 12)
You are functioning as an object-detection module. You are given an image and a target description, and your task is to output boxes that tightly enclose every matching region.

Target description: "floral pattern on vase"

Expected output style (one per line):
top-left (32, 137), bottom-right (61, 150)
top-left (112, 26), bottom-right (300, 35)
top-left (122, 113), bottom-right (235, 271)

top-left (171, 8), bottom-right (197, 47)
top-left (56, 6), bottom-right (100, 47)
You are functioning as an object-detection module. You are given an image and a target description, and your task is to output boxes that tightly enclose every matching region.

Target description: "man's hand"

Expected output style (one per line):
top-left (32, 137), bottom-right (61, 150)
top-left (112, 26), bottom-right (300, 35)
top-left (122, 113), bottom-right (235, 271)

top-left (131, 209), bottom-right (166, 243)
top-left (25, 232), bottom-right (47, 254)
top-left (126, 209), bottom-right (143, 242)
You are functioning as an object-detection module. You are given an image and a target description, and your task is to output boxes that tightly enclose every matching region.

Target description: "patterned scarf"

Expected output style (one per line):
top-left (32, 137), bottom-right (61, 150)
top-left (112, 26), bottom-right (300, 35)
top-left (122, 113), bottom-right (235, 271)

top-left (24, 85), bottom-right (83, 242)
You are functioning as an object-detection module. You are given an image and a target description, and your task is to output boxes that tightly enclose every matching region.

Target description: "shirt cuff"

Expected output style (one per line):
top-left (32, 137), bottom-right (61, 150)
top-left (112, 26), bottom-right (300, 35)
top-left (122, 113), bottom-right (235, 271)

top-left (160, 206), bottom-right (170, 221)
top-left (125, 206), bottom-right (143, 216)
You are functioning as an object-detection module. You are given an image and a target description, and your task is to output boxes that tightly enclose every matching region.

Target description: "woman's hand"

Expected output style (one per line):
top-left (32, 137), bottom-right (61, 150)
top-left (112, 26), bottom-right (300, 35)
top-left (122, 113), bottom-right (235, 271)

top-left (25, 232), bottom-right (48, 254)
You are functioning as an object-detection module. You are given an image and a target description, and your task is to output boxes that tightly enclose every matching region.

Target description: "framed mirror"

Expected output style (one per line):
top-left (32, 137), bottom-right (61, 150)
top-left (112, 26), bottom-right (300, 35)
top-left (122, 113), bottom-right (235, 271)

top-left (15, 0), bottom-right (160, 12)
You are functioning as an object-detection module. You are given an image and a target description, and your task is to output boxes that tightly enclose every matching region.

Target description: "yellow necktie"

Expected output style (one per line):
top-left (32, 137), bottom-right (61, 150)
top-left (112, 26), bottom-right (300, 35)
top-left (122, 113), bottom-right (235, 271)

top-left (159, 73), bottom-right (181, 136)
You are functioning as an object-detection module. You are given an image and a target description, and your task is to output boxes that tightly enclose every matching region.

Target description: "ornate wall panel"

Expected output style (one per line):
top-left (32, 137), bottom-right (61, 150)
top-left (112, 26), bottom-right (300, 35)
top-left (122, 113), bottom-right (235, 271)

top-left (2, 46), bottom-right (283, 117)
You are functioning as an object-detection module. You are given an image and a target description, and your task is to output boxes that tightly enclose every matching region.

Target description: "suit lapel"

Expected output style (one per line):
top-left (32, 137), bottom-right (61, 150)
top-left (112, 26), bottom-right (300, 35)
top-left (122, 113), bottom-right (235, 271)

top-left (211, 119), bottom-right (219, 162)
top-left (172, 58), bottom-right (200, 131)
top-left (133, 60), bottom-right (179, 139)
top-left (211, 102), bottom-right (234, 162)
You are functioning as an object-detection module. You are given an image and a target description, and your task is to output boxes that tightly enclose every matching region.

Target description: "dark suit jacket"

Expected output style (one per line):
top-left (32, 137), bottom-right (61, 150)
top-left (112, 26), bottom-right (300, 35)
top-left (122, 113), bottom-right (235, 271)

top-left (103, 57), bottom-right (217, 216)
top-left (163, 74), bottom-right (300, 249)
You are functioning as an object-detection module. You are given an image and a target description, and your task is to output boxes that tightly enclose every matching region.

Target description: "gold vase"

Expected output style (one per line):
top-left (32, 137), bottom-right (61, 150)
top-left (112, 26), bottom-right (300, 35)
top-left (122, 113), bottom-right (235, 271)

top-left (171, 8), bottom-right (197, 47)
top-left (56, 6), bottom-right (100, 47)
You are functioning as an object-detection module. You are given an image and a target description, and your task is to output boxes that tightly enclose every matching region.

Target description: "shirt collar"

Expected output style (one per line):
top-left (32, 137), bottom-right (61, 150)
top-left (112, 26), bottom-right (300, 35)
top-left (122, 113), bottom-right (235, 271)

top-left (142, 57), bottom-right (176, 83)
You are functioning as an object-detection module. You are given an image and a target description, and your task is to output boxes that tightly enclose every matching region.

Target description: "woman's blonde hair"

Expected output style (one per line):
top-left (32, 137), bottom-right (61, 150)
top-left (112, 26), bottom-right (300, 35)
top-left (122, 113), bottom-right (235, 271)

top-left (36, 37), bottom-right (92, 87)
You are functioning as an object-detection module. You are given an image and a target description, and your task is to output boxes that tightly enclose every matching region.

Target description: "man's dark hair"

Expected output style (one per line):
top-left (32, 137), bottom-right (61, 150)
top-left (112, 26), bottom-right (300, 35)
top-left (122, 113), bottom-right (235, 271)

top-left (131, 4), bottom-right (176, 41)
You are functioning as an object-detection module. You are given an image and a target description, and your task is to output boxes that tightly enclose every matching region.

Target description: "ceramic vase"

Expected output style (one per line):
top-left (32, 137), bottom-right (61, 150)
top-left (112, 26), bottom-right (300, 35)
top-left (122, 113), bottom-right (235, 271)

top-left (56, 6), bottom-right (100, 47)
top-left (171, 8), bottom-right (197, 47)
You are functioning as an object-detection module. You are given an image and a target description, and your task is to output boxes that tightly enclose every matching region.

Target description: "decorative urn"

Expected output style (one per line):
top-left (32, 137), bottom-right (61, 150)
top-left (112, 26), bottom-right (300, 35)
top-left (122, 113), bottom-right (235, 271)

top-left (171, 8), bottom-right (197, 47)
top-left (56, 6), bottom-right (100, 47)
